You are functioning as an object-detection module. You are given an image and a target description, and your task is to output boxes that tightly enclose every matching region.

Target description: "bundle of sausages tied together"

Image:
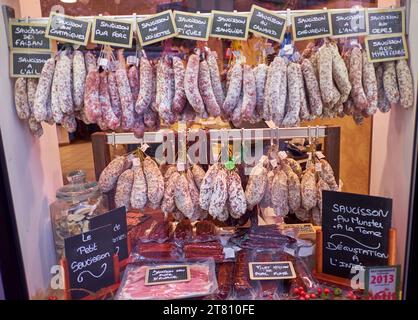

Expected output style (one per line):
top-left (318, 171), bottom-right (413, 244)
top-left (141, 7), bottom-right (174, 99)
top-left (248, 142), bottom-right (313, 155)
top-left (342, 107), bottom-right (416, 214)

top-left (14, 42), bottom-right (413, 138)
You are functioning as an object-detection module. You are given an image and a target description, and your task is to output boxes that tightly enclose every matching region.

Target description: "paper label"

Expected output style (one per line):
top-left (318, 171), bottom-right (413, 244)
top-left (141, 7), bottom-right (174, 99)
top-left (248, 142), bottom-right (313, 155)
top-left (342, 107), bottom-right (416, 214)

top-left (98, 57), bottom-right (109, 68)
top-left (278, 151), bottom-right (288, 160)
top-left (127, 56), bottom-right (138, 66)
top-left (270, 159), bottom-right (278, 168)
top-left (141, 143), bottom-right (150, 153)
top-left (315, 151), bottom-right (325, 159)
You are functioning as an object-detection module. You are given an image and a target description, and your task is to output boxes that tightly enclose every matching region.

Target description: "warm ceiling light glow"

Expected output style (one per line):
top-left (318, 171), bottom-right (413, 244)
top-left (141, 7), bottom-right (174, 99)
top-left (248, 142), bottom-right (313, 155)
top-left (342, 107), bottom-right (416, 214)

top-left (60, 0), bottom-right (77, 3)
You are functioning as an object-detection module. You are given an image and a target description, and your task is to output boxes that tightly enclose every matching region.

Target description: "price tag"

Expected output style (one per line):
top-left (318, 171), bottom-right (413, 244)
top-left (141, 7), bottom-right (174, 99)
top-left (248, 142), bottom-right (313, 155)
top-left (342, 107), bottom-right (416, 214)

top-left (177, 162), bottom-right (186, 172)
top-left (98, 57), bottom-right (109, 68)
top-left (292, 11), bottom-right (331, 41)
top-left (278, 151), bottom-right (287, 160)
top-left (270, 159), bottom-right (278, 168)
top-left (140, 143), bottom-right (149, 153)
top-left (10, 51), bottom-right (52, 78)
top-left (223, 247), bottom-right (236, 259)
top-left (137, 10), bottom-right (178, 46)
top-left (174, 11), bottom-right (211, 41)
top-left (249, 261), bottom-right (296, 280)
top-left (127, 56), bottom-right (139, 66)
top-left (45, 12), bottom-right (91, 46)
top-left (248, 5), bottom-right (286, 43)
top-left (210, 11), bottom-right (249, 40)
top-left (9, 22), bottom-right (52, 51)
top-left (365, 34), bottom-right (408, 62)
top-left (145, 265), bottom-right (190, 286)
top-left (315, 151), bottom-right (326, 159)
top-left (283, 43), bottom-right (294, 55)
top-left (330, 9), bottom-right (367, 37)
top-left (92, 17), bottom-right (134, 48)
top-left (365, 265), bottom-right (401, 300)
top-left (367, 8), bottom-right (405, 36)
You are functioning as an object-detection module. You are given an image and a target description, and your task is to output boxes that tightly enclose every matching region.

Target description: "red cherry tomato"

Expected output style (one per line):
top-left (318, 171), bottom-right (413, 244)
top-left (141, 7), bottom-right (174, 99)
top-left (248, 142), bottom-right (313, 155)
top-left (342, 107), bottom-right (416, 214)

top-left (299, 296), bottom-right (305, 300)
top-left (317, 287), bottom-right (322, 294)
top-left (304, 294), bottom-right (310, 300)
top-left (300, 291), bottom-right (306, 297)
top-left (310, 293), bottom-right (317, 299)
top-left (293, 288), bottom-right (300, 295)
top-left (324, 288), bottom-right (330, 295)
top-left (48, 296), bottom-right (58, 300)
top-left (298, 286), bottom-right (304, 292)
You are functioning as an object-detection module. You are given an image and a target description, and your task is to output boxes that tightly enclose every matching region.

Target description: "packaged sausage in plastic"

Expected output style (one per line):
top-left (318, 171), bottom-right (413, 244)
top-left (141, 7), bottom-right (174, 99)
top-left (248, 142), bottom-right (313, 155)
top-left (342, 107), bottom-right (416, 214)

top-left (139, 220), bottom-right (173, 243)
top-left (195, 220), bottom-right (218, 242)
top-left (216, 262), bottom-right (235, 300)
top-left (184, 241), bottom-right (225, 262)
top-left (129, 242), bottom-right (182, 262)
top-left (232, 249), bottom-right (258, 300)
top-left (173, 219), bottom-right (193, 246)
top-left (115, 258), bottom-right (218, 300)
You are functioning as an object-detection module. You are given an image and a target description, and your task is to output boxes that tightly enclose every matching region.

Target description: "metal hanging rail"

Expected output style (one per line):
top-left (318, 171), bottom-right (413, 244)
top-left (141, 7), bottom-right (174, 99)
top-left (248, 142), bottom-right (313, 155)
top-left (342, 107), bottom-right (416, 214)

top-left (104, 127), bottom-right (327, 146)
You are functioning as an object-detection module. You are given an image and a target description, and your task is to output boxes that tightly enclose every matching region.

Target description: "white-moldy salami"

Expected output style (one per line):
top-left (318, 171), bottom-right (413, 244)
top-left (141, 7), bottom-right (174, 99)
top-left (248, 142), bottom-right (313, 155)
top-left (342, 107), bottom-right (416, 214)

top-left (262, 62), bottom-right (274, 121)
top-left (56, 54), bottom-right (74, 114)
top-left (375, 63), bottom-right (391, 113)
top-left (301, 58), bottom-right (323, 117)
top-left (99, 156), bottom-right (128, 193)
top-left (158, 59), bottom-right (176, 124)
top-left (396, 59), bottom-right (414, 109)
top-left (241, 65), bottom-right (257, 122)
top-left (186, 169), bottom-right (202, 221)
top-left (352, 111), bottom-right (364, 125)
top-left (85, 51), bottom-right (97, 73)
top-left (175, 174), bottom-right (194, 219)
top-left (130, 158), bottom-right (148, 210)
top-left (316, 178), bottom-right (330, 226)
top-left (161, 171), bottom-right (180, 217)
top-left (84, 68), bottom-right (101, 123)
top-left (143, 106), bottom-right (159, 130)
top-left (231, 92), bottom-right (243, 127)
top-left (143, 157), bottom-right (165, 206)
top-left (295, 207), bottom-right (310, 222)
top-left (115, 169), bottom-right (134, 210)
top-left (383, 61), bottom-right (400, 106)
top-left (14, 78), bottom-right (30, 120)
top-left (99, 72), bottom-right (119, 130)
top-left (349, 47), bottom-right (368, 110)
top-left (107, 71), bottom-right (122, 122)
top-left (199, 163), bottom-right (220, 210)
top-left (260, 171), bottom-right (274, 209)
top-left (209, 168), bottom-right (228, 219)
top-left (192, 164), bottom-right (206, 190)
top-left (282, 62), bottom-right (301, 127)
top-left (185, 54), bottom-right (205, 114)
top-left (199, 60), bottom-right (221, 117)
top-left (222, 63), bottom-right (243, 115)
top-left (172, 56), bottom-right (187, 114)
top-left (301, 168), bottom-right (317, 211)
top-left (34, 58), bottom-right (55, 122)
top-left (51, 57), bottom-right (64, 123)
top-left (318, 45), bottom-right (334, 104)
top-left (245, 163), bottom-right (268, 210)
top-left (271, 170), bottom-right (289, 217)
top-left (207, 51), bottom-right (225, 107)
top-left (73, 50), bottom-right (86, 111)
top-left (362, 51), bottom-right (378, 116)
top-left (271, 56), bottom-right (287, 126)
top-left (330, 44), bottom-right (351, 105)
top-left (135, 57), bottom-right (153, 115)
top-left (27, 79), bottom-right (38, 113)
top-left (296, 63), bottom-right (310, 121)
top-left (320, 159), bottom-right (339, 191)
top-left (115, 62), bottom-right (135, 130)
top-left (163, 165), bottom-right (177, 184)
top-left (254, 63), bottom-right (267, 119)
top-left (128, 65), bottom-right (140, 103)
top-left (284, 158), bottom-right (303, 178)
top-left (61, 113), bottom-right (77, 133)
top-left (227, 171), bottom-right (246, 218)
top-left (286, 169), bottom-right (301, 212)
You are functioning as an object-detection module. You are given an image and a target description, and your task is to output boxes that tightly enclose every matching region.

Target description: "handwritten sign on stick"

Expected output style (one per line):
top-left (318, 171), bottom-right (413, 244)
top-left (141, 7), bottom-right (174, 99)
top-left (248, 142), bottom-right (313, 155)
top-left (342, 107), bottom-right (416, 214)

top-left (322, 191), bottom-right (392, 279)
top-left (292, 11), bottom-right (331, 41)
top-left (92, 17), bottom-right (134, 48)
top-left (367, 8), bottom-right (405, 35)
top-left (173, 11), bottom-right (211, 41)
top-left (249, 261), bottom-right (296, 280)
top-left (9, 22), bottom-right (52, 51)
top-left (45, 12), bottom-right (91, 45)
top-left (248, 5), bottom-right (286, 42)
top-left (145, 265), bottom-right (190, 286)
top-left (365, 35), bottom-right (408, 62)
top-left (210, 11), bottom-right (249, 40)
top-left (90, 207), bottom-right (129, 261)
top-left (10, 51), bottom-right (51, 78)
top-left (330, 9), bottom-right (367, 37)
top-left (64, 225), bottom-right (115, 300)
top-left (137, 10), bottom-right (177, 46)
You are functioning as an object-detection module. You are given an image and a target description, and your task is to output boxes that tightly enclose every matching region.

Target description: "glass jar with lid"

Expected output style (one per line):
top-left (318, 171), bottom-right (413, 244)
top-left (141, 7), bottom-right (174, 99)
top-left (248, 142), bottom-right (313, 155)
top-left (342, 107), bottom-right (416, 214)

top-left (50, 170), bottom-right (108, 261)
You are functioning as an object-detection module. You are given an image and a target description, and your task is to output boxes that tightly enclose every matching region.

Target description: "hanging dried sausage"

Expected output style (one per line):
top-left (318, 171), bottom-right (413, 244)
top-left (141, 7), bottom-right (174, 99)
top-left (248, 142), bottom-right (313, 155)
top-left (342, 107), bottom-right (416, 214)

top-left (222, 63), bottom-right (242, 115)
top-left (396, 59), bottom-right (414, 109)
top-left (185, 54), bottom-right (205, 114)
top-left (33, 58), bottom-right (55, 122)
top-left (172, 56), bottom-right (187, 114)
top-left (73, 50), bottom-right (86, 111)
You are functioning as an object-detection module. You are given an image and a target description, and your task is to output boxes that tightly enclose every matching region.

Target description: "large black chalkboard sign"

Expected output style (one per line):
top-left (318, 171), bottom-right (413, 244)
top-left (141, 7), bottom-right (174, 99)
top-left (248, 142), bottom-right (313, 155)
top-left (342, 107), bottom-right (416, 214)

top-left (10, 51), bottom-right (52, 78)
top-left (249, 261), bottom-right (296, 280)
top-left (173, 11), bottom-right (211, 41)
top-left (330, 9), bottom-right (367, 37)
top-left (322, 191), bottom-right (392, 279)
top-left (210, 11), bottom-right (249, 40)
top-left (45, 12), bottom-right (91, 46)
top-left (9, 22), bottom-right (52, 51)
top-left (365, 35), bottom-right (408, 62)
top-left (64, 225), bottom-right (115, 300)
top-left (249, 5), bottom-right (286, 42)
top-left (137, 10), bottom-right (177, 46)
top-left (92, 17), bottom-right (134, 48)
top-left (292, 11), bottom-right (331, 40)
top-left (145, 265), bottom-right (190, 286)
top-left (367, 8), bottom-right (405, 35)
top-left (90, 207), bottom-right (129, 262)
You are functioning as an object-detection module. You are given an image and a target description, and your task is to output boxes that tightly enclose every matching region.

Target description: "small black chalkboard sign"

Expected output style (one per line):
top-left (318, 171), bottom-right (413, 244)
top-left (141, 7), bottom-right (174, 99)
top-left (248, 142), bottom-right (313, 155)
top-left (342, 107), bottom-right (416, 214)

top-left (322, 191), bottom-right (392, 279)
top-left (145, 265), bottom-right (191, 286)
top-left (64, 225), bottom-right (115, 300)
top-left (292, 11), bottom-right (331, 41)
top-left (10, 51), bottom-right (52, 78)
top-left (173, 11), bottom-right (211, 41)
top-left (9, 22), bottom-right (52, 51)
top-left (137, 10), bottom-right (177, 46)
top-left (367, 8), bottom-right (405, 35)
top-left (92, 17), bottom-right (133, 48)
top-left (45, 12), bottom-right (91, 46)
top-left (248, 5), bottom-right (286, 42)
top-left (249, 261), bottom-right (296, 280)
top-left (210, 11), bottom-right (249, 40)
top-left (89, 206), bottom-right (129, 262)
top-left (365, 35), bottom-right (408, 62)
top-left (330, 9), bottom-right (367, 37)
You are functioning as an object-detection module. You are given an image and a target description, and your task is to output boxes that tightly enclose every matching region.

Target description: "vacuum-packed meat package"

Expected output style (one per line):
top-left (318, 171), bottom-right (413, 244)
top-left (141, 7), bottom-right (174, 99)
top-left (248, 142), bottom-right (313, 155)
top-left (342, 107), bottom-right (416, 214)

top-left (184, 241), bottom-right (225, 262)
top-left (129, 242), bottom-right (182, 262)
